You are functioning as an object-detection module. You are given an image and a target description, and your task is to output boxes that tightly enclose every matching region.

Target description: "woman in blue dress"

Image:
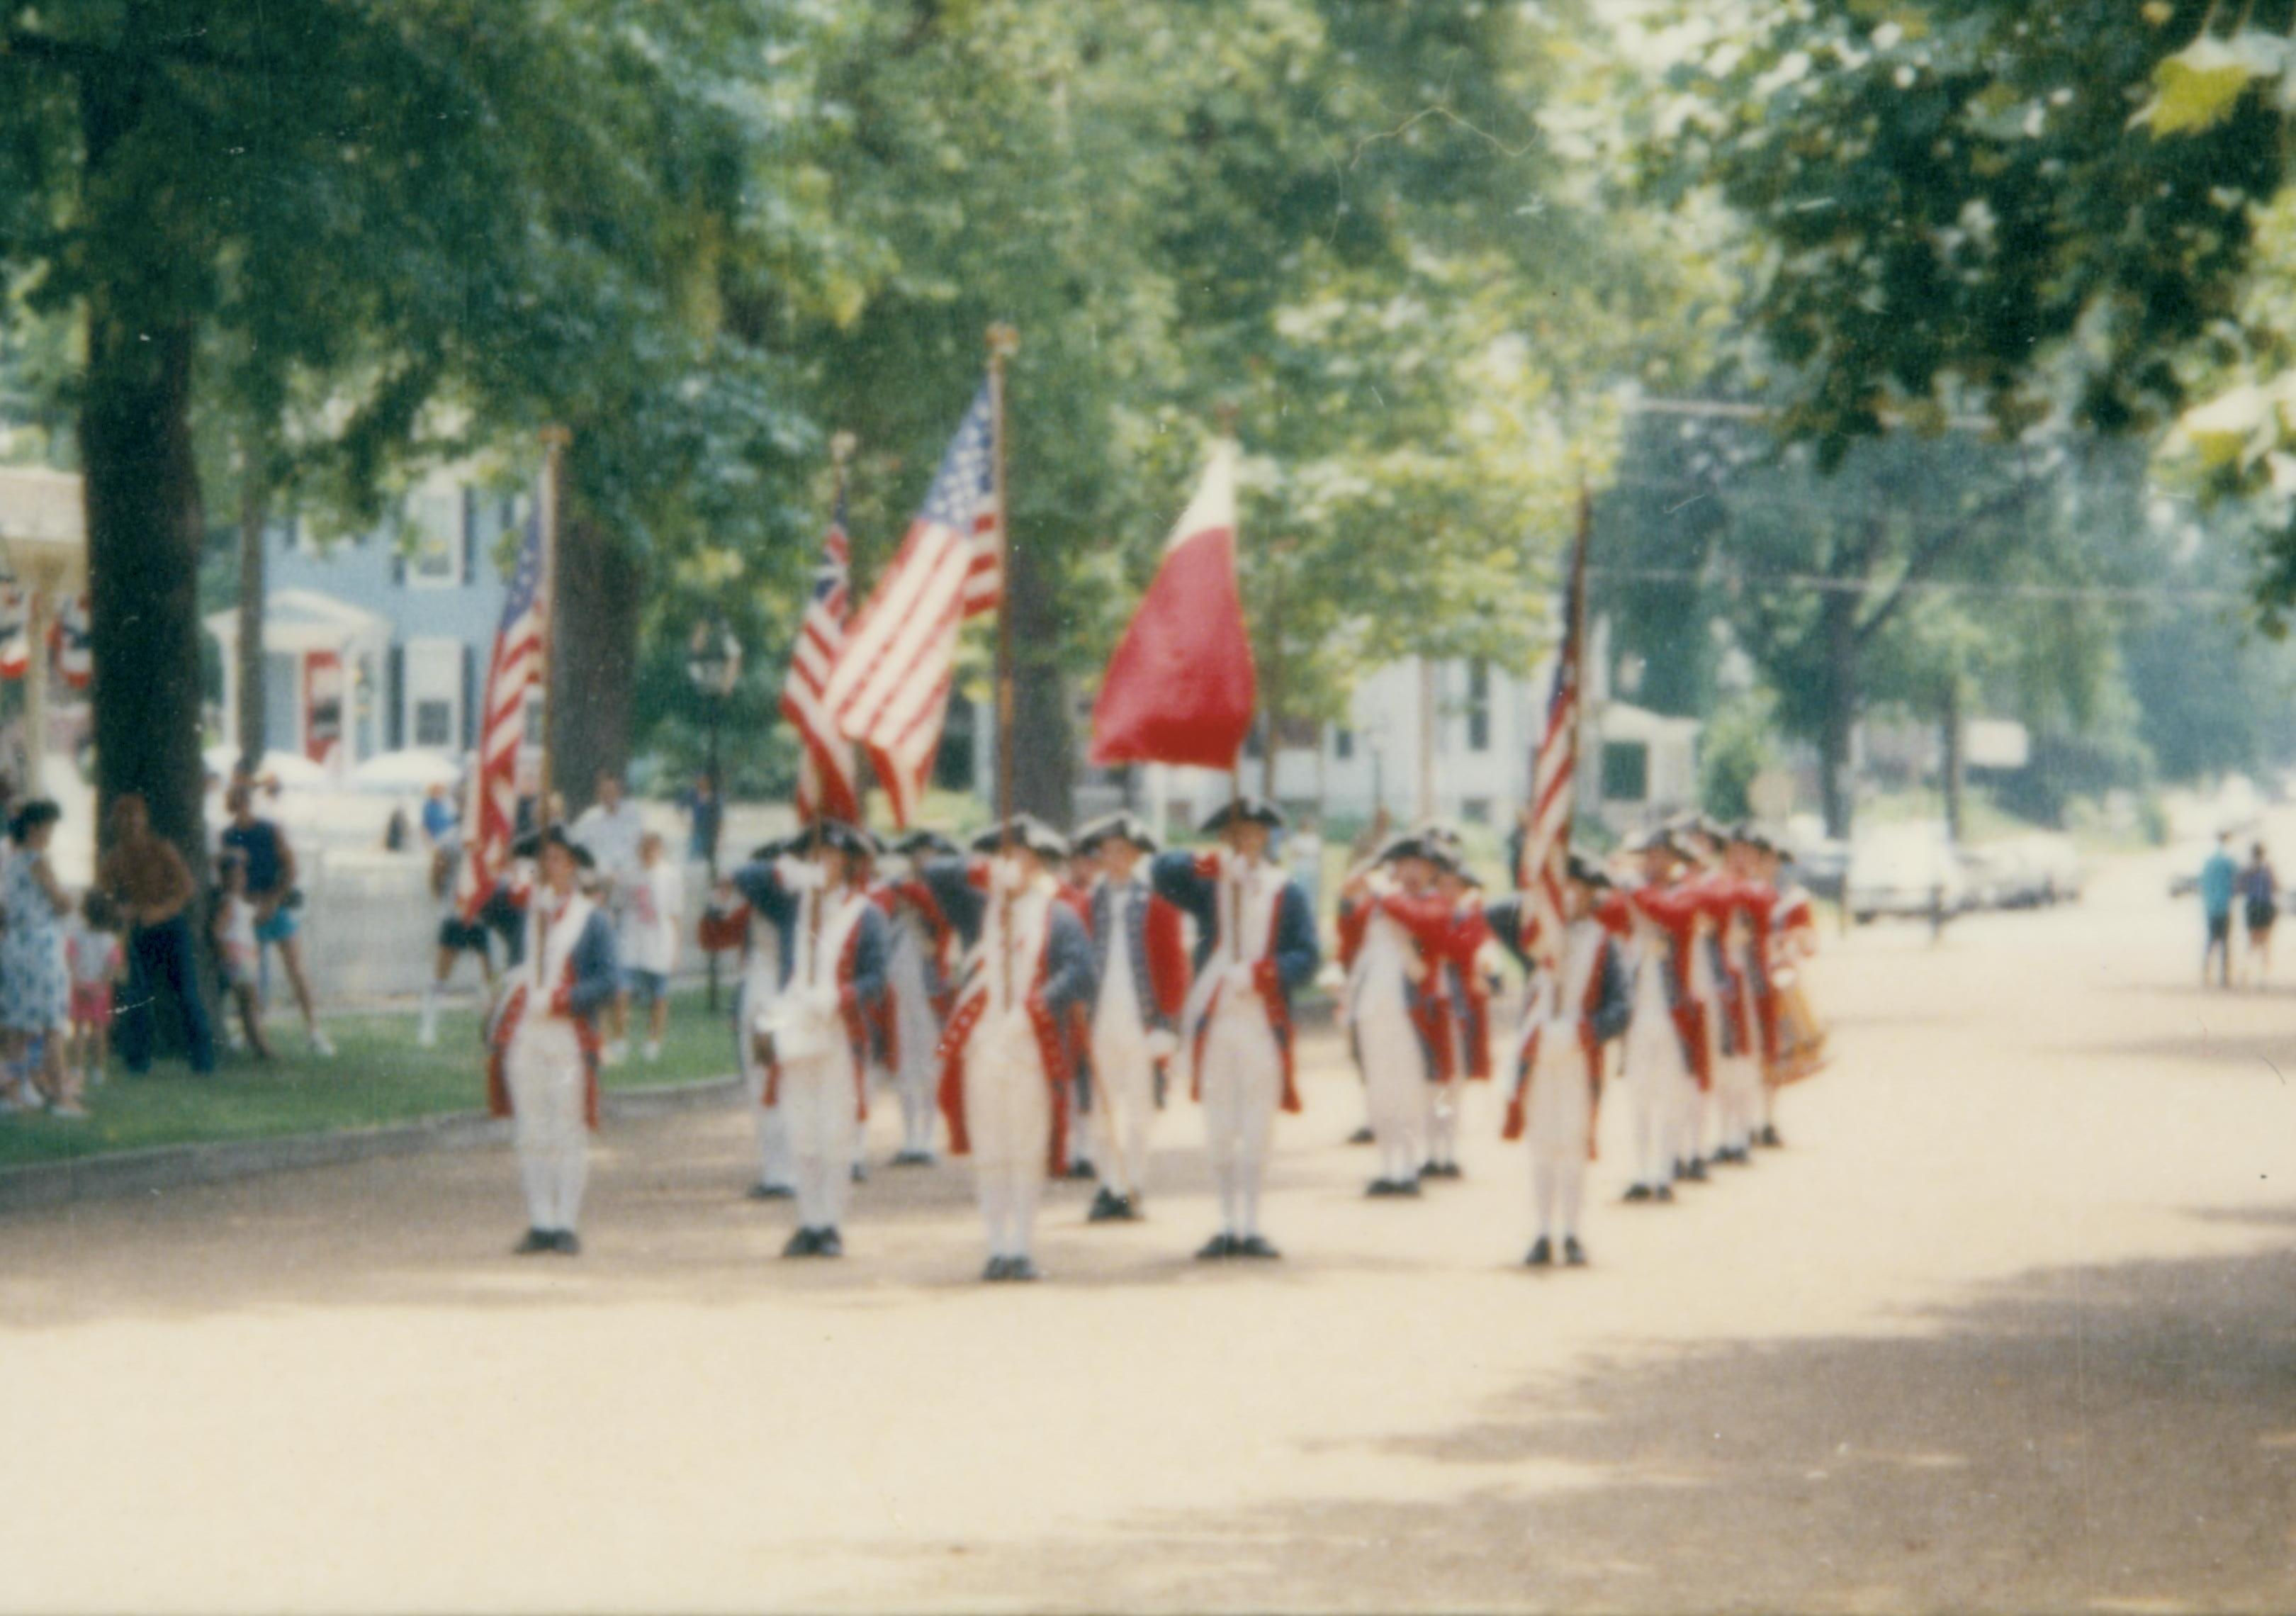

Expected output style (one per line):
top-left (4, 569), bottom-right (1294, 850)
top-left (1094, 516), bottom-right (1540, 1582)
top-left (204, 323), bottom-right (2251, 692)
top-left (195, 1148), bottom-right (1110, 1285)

top-left (1, 800), bottom-right (77, 1115)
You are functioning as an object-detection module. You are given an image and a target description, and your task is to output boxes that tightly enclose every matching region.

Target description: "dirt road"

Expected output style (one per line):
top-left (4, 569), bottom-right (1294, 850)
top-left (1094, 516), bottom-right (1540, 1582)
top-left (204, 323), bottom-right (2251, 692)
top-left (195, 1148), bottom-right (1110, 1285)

top-left (6, 848), bottom-right (2296, 1613)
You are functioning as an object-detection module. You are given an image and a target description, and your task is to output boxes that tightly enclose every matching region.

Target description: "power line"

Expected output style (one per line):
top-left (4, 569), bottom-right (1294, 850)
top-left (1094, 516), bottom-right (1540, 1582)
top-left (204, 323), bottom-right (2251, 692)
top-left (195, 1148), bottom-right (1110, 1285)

top-left (1585, 562), bottom-right (2248, 605)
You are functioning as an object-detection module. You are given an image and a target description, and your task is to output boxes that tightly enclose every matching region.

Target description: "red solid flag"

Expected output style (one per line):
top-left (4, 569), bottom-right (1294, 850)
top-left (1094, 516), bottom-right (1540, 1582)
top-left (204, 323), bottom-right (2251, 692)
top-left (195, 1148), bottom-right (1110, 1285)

top-left (1090, 441), bottom-right (1257, 770)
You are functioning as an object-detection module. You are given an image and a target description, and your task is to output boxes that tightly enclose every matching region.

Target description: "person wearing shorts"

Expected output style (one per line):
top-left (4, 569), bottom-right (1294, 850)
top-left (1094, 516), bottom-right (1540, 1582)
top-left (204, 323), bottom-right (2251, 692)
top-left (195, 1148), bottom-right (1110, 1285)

top-left (619, 831), bottom-right (682, 1063)
top-left (2243, 841), bottom-right (2280, 988)
top-left (220, 784), bottom-right (333, 1056)
top-left (419, 846), bottom-right (500, 1048)
top-left (64, 892), bottom-right (124, 1092)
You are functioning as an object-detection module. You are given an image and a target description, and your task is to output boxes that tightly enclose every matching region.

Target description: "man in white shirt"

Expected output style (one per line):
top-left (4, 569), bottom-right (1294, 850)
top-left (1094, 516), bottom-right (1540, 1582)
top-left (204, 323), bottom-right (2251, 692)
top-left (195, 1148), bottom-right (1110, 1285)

top-left (571, 770), bottom-right (647, 1061)
top-left (619, 831), bottom-right (684, 1062)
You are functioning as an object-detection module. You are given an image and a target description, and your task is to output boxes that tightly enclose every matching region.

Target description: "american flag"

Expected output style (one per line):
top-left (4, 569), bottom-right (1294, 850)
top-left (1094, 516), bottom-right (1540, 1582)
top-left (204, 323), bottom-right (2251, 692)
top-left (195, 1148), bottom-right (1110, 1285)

top-left (782, 483), bottom-right (861, 823)
top-left (456, 510), bottom-right (546, 919)
top-left (1516, 490), bottom-right (1591, 973)
top-left (823, 381), bottom-right (1002, 826)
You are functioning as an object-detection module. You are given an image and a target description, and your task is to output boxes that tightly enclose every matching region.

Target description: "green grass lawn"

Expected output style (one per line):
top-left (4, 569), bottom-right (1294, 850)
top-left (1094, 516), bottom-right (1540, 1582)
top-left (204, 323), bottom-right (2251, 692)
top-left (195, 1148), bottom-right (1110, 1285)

top-left (0, 986), bottom-right (741, 1170)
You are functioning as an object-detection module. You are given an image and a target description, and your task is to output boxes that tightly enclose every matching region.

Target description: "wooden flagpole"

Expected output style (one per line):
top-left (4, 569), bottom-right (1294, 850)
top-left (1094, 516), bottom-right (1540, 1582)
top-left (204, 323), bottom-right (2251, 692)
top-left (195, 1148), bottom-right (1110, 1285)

top-left (535, 425), bottom-right (569, 834)
top-left (1567, 466), bottom-right (1592, 853)
top-left (824, 430), bottom-right (857, 842)
top-left (988, 324), bottom-right (1020, 845)
top-left (986, 323), bottom-right (1020, 1004)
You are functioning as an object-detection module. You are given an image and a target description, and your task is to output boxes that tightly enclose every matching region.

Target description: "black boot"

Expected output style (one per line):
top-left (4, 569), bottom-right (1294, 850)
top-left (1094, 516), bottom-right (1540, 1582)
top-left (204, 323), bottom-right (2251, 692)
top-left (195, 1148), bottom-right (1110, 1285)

top-left (1524, 1236), bottom-right (1553, 1267)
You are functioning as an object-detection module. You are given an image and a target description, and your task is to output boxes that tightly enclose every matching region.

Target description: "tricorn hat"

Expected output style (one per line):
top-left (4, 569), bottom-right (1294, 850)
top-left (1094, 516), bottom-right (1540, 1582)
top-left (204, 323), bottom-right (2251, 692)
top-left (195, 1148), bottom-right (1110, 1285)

top-left (512, 825), bottom-right (595, 870)
top-left (1074, 810), bottom-right (1160, 856)
top-left (1565, 851), bottom-right (1613, 890)
top-left (970, 814), bottom-right (1071, 861)
top-left (1623, 826), bottom-right (1682, 860)
top-left (891, 828), bottom-right (960, 859)
top-left (786, 819), bottom-right (876, 860)
top-left (1199, 795), bottom-right (1286, 836)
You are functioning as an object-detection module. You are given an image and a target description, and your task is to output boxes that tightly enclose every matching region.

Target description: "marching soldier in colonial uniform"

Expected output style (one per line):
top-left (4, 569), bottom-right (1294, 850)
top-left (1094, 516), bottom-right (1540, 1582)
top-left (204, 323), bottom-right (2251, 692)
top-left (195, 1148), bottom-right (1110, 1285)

top-left (929, 816), bottom-right (1098, 1281)
top-left (1336, 835), bottom-right (1454, 1197)
top-left (1617, 829), bottom-right (1707, 1203)
top-left (1759, 836), bottom-right (1828, 1144)
top-left (488, 827), bottom-right (620, 1256)
top-left (1156, 797), bottom-right (1319, 1258)
top-left (1427, 849), bottom-right (1495, 1180)
top-left (1499, 853), bottom-right (1631, 1266)
top-left (725, 821), bottom-right (889, 1257)
top-left (1074, 812), bottom-right (1190, 1223)
top-left (702, 837), bottom-right (797, 1202)
top-left (874, 829), bottom-right (961, 1166)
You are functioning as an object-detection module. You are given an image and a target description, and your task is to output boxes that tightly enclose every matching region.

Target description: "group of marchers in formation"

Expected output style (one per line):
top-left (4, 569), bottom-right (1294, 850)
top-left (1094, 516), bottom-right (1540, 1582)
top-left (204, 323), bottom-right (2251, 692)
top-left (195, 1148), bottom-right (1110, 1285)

top-left (486, 800), bottom-right (1828, 1278)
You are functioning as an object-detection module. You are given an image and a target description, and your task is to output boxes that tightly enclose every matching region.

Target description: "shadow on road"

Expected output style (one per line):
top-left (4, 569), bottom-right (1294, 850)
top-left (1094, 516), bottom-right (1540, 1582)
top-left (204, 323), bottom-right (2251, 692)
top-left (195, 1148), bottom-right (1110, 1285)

top-left (885, 1209), bottom-right (2296, 1614)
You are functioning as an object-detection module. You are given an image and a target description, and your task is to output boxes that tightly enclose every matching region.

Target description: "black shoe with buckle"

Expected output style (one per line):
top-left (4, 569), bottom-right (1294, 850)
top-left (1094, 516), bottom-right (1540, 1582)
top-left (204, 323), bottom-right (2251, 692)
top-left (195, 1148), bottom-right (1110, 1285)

top-left (1562, 1236), bottom-right (1587, 1267)
top-left (514, 1228), bottom-right (553, 1255)
top-left (814, 1228), bottom-right (843, 1258)
top-left (1234, 1234), bottom-right (1281, 1259)
top-left (1524, 1236), bottom-right (1553, 1266)
top-left (782, 1228), bottom-right (821, 1258)
top-left (552, 1230), bottom-right (581, 1256)
top-left (1195, 1233), bottom-right (1237, 1260)
top-left (1623, 1184), bottom-right (1652, 1203)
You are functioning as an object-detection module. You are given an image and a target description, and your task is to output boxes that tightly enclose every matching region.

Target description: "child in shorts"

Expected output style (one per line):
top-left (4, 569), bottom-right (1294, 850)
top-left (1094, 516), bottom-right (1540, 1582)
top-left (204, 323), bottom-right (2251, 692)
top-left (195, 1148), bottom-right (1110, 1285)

top-left (64, 891), bottom-right (125, 1090)
top-left (212, 851), bottom-right (272, 1060)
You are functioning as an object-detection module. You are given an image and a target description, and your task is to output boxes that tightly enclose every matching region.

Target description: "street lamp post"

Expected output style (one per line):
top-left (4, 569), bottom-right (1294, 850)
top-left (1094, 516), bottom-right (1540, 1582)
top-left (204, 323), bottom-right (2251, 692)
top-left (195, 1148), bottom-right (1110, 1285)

top-left (686, 619), bottom-right (741, 1011)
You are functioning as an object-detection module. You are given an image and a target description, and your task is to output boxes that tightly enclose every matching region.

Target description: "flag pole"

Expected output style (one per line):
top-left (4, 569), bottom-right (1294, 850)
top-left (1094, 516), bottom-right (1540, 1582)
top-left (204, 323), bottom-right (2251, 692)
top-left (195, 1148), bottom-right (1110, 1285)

top-left (987, 323), bottom-right (1020, 1009)
top-left (1567, 466), bottom-right (1592, 855)
top-left (536, 425), bottom-right (569, 833)
top-left (825, 429), bottom-right (857, 841)
top-left (988, 323), bottom-right (1020, 848)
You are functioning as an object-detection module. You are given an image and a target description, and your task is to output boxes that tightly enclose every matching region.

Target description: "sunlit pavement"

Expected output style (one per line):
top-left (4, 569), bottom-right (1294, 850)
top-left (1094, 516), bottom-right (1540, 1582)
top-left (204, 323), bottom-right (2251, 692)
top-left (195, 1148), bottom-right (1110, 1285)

top-left (6, 844), bottom-right (2296, 1613)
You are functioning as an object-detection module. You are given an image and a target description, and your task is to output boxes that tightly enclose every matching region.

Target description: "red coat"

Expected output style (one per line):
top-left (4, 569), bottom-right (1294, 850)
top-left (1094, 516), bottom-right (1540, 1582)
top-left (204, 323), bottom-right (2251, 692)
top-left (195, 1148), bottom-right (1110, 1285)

top-left (1625, 880), bottom-right (1712, 1090)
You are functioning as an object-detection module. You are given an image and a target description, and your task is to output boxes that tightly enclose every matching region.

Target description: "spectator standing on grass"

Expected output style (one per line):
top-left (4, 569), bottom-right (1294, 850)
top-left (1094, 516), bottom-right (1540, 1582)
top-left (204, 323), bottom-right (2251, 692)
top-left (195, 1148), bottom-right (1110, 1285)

top-left (619, 830), bottom-right (683, 1063)
top-left (2242, 841), bottom-right (2280, 988)
top-left (2200, 831), bottom-right (2239, 989)
top-left (420, 781), bottom-right (458, 851)
top-left (100, 793), bottom-right (215, 1077)
top-left (64, 892), bottom-right (123, 1093)
top-left (220, 782), bottom-right (334, 1057)
top-left (572, 769), bottom-right (645, 1062)
top-left (0, 800), bottom-right (76, 1116)
top-left (682, 773), bottom-right (721, 868)
top-left (210, 850), bottom-right (272, 1060)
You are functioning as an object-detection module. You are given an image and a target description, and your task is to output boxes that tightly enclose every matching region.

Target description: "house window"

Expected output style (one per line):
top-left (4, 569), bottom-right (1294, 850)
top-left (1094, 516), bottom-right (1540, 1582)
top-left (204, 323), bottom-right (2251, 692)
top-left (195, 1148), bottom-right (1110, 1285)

top-left (1462, 797), bottom-right (1493, 826)
top-left (1601, 740), bottom-right (1649, 802)
top-left (1466, 658), bottom-right (1492, 753)
top-left (403, 488), bottom-right (465, 588)
top-left (1334, 726), bottom-right (1355, 761)
top-left (413, 700), bottom-right (453, 748)
top-left (403, 636), bottom-right (462, 749)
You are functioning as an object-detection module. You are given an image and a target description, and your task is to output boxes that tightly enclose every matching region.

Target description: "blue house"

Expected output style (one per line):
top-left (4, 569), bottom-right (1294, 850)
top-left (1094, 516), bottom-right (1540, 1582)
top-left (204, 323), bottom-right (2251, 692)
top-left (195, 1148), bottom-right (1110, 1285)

top-left (206, 473), bottom-right (525, 769)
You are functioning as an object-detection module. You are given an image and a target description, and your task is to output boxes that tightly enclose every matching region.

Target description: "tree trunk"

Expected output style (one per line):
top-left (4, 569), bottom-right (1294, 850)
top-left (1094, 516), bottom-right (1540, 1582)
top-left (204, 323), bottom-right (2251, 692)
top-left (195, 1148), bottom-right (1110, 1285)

top-left (79, 56), bottom-right (208, 868)
top-left (236, 460), bottom-right (268, 773)
top-left (548, 506), bottom-right (642, 817)
top-left (1818, 591), bottom-right (1859, 841)
top-left (84, 312), bottom-right (208, 868)
top-left (1941, 680), bottom-right (1965, 843)
top-left (1005, 535), bottom-right (1074, 828)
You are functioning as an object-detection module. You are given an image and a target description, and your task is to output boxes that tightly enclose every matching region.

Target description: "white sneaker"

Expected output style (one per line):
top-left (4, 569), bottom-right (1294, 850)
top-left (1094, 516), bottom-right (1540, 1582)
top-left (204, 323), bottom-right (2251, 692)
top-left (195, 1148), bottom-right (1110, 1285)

top-left (642, 1040), bottom-right (662, 1064)
top-left (311, 1030), bottom-right (337, 1059)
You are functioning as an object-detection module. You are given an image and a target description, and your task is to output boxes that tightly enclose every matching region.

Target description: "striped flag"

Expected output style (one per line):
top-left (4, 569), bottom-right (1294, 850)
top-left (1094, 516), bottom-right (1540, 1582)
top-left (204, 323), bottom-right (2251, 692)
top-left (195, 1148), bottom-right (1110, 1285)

top-left (823, 382), bottom-right (1002, 827)
top-left (1516, 492), bottom-right (1591, 973)
top-left (782, 484), bottom-right (861, 824)
top-left (456, 507), bottom-right (546, 919)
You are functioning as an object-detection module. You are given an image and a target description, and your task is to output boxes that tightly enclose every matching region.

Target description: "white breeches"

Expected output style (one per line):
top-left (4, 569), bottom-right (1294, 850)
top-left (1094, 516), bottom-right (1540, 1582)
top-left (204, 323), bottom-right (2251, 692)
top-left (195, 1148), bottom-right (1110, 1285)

top-left (964, 1018), bottom-right (1052, 1259)
top-left (1089, 1009), bottom-right (1158, 1200)
top-left (1426, 1077), bottom-right (1463, 1169)
top-left (1524, 1042), bottom-right (1595, 1169)
top-left (1621, 1009), bottom-right (1687, 1190)
top-left (741, 997), bottom-right (794, 1190)
top-left (507, 1020), bottom-right (590, 1233)
top-left (1354, 973), bottom-right (1430, 1184)
top-left (1675, 1017), bottom-right (1712, 1165)
top-left (1716, 1047), bottom-right (1761, 1151)
top-left (891, 979), bottom-right (941, 1155)
top-left (775, 1050), bottom-right (860, 1232)
top-left (1198, 1001), bottom-right (1281, 1238)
